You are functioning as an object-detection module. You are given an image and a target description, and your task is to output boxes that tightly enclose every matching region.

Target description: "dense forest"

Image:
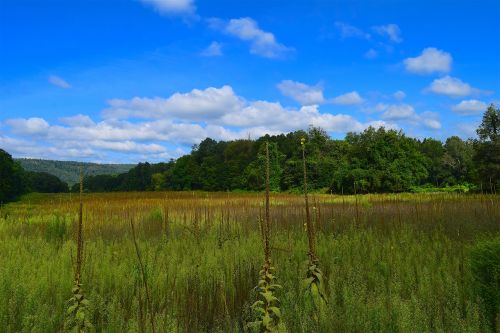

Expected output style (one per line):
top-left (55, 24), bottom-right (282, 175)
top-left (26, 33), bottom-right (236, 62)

top-left (1, 105), bottom-right (498, 202)
top-left (16, 158), bottom-right (134, 185)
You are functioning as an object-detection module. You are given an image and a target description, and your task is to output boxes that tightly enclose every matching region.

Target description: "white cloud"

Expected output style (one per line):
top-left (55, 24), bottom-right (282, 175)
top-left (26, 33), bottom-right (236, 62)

top-left (420, 111), bottom-right (442, 130)
top-left (393, 90), bottom-right (406, 100)
top-left (404, 48), bottom-right (452, 74)
top-left (48, 75), bottom-right (71, 89)
top-left (277, 80), bottom-right (324, 105)
top-left (451, 99), bottom-right (488, 115)
top-left (6, 117), bottom-right (50, 135)
top-left (59, 114), bottom-right (96, 127)
top-left (201, 41), bottom-right (222, 56)
top-left (103, 85), bottom-right (242, 120)
top-left (372, 24), bottom-right (402, 43)
top-left (140, 0), bottom-right (195, 15)
top-left (375, 104), bottom-right (441, 130)
top-left (332, 91), bottom-right (364, 105)
top-left (211, 17), bottom-right (292, 58)
top-left (89, 140), bottom-right (166, 153)
top-left (381, 104), bottom-right (416, 120)
top-left (426, 76), bottom-right (475, 98)
top-left (220, 103), bottom-right (392, 133)
top-left (4, 85), bottom-right (401, 162)
top-left (335, 22), bottom-right (370, 39)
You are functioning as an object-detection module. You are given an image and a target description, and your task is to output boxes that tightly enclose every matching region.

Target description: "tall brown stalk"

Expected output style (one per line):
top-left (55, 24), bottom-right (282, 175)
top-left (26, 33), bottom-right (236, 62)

top-left (301, 138), bottom-right (327, 314)
top-left (247, 141), bottom-right (282, 332)
top-left (264, 141), bottom-right (271, 264)
top-left (65, 166), bottom-right (93, 332)
top-left (301, 138), bottom-right (316, 262)
top-left (76, 167), bottom-right (83, 283)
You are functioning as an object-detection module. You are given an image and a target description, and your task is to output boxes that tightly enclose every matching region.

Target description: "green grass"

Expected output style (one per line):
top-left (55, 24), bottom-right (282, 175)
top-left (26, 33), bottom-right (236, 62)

top-left (0, 192), bottom-right (498, 332)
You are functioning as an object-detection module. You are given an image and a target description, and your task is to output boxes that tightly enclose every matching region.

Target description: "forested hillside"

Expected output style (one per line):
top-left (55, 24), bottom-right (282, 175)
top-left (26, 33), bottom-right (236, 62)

top-left (16, 159), bottom-right (134, 185)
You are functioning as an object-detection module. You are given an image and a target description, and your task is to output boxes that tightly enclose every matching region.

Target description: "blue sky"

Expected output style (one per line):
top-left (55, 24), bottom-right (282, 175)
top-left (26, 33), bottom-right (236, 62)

top-left (1, 0), bottom-right (499, 163)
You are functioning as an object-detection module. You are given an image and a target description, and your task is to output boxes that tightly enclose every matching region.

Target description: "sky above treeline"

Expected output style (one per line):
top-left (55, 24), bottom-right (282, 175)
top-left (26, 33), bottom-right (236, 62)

top-left (0, 0), bottom-right (499, 163)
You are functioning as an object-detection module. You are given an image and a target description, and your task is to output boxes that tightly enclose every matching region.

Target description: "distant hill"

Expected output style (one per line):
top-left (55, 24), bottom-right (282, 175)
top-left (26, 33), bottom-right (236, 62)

top-left (16, 158), bottom-right (135, 185)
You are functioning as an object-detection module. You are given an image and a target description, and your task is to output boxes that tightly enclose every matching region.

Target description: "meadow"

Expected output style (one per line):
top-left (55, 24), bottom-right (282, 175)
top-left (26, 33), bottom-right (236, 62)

top-left (0, 191), bottom-right (499, 332)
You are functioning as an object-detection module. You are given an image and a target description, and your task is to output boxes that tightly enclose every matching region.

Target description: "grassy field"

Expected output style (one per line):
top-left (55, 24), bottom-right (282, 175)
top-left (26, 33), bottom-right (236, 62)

top-left (0, 192), bottom-right (499, 332)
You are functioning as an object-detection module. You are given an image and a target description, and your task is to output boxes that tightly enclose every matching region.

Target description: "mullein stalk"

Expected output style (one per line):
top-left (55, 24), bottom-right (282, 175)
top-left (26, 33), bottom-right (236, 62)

top-left (247, 142), bottom-right (282, 332)
top-left (65, 167), bottom-right (93, 332)
top-left (300, 138), bottom-right (328, 317)
top-left (264, 141), bottom-right (271, 264)
top-left (301, 138), bottom-right (316, 262)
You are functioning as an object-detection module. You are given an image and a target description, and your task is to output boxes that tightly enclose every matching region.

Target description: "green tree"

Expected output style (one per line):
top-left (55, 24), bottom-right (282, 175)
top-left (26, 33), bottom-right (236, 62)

top-left (442, 136), bottom-right (474, 185)
top-left (151, 173), bottom-right (165, 191)
top-left (25, 171), bottom-right (69, 193)
top-left (332, 127), bottom-right (428, 193)
top-left (419, 138), bottom-right (446, 186)
top-left (474, 104), bottom-right (500, 192)
top-left (0, 149), bottom-right (26, 202)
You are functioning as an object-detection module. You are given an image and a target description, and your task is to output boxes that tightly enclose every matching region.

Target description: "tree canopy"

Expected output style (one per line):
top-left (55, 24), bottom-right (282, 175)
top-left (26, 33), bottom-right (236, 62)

top-left (70, 105), bottom-right (499, 194)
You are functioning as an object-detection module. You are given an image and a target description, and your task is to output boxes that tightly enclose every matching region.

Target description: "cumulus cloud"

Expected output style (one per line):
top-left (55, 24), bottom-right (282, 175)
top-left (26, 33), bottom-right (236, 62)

top-left (404, 48), bottom-right (452, 74)
top-left (221, 103), bottom-right (392, 133)
top-left (381, 104), bottom-right (416, 120)
top-left (426, 76), bottom-right (475, 98)
top-left (375, 103), bottom-right (441, 130)
top-left (277, 80), bottom-right (324, 105)
top-left (4, 85), bottom-right (400, 162)
top-left (451, 99), bottom-right (488, 115)
top-left (48, 75), bottom-right (71, 89)
top-left (372, 24), bottom-right (402, 43)
top-left (103, 85), bottom-right (242, 120)
top-left (140, 0), bottom-right (195, 15)
top-left (201, 41), bottom-right (223, 56)
top-left (6, 117), bottom-right (50, 135)
top-left (210, 17), bottom-right (292, 58)
top-left (59, 114), bottom-right (96, 127)
top-left (419, 111), bottom-right (442, 130)
top-left (332, 91), bottom-right (364, 105)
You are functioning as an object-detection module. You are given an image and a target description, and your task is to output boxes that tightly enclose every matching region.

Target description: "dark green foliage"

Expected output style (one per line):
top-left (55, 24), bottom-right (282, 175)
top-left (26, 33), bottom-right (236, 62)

top-left (469, 238), bottom-right (500, 331)
top-left (25, 171), bottom-right (69, 193)
top-left (73, 162), bottom-right (173, 192)
top-left (64, 281), bottom-right (93, 332)
top-left (331, 127), bottom-right (429, 193)
top-left (302, 261), bottom-right (328, 317)
top-left (474, 104), bottom-right (500, 192)
top-left (0, 149), bottom-right (26, 203)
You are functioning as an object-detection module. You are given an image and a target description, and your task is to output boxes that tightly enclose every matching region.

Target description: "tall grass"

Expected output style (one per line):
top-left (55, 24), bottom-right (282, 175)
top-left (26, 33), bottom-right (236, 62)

top-left (0, 191), bottom-right (498, 332)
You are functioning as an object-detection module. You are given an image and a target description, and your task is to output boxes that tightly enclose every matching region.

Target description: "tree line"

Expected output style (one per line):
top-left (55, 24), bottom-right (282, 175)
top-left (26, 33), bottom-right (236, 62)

top-left (75, 105), bottom-right (499, 194)
top-left (0, 150), bottom-right (69, 203)
top-left (1, 105), bottom-right (498, 202)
